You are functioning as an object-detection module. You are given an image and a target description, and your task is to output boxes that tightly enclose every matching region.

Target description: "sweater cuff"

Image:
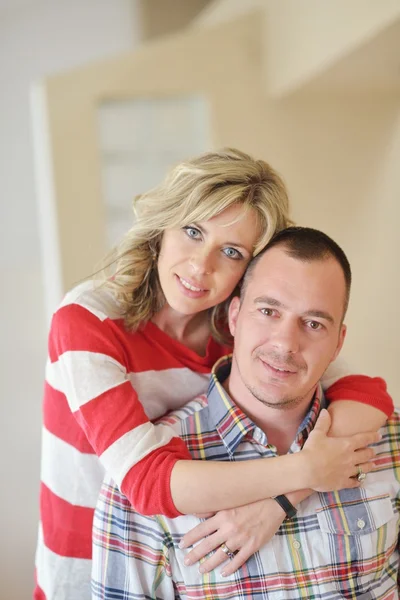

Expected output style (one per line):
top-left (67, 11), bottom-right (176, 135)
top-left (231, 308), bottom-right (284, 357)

top-left (326, 375), bottom-right (394, 418)
top-left (121, 437), bottom-right (192, 517)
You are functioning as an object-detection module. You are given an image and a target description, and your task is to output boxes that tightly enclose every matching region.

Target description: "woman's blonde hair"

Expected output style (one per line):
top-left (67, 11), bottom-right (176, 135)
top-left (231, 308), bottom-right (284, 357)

top-left (101, 148), bottom-right (292, 340)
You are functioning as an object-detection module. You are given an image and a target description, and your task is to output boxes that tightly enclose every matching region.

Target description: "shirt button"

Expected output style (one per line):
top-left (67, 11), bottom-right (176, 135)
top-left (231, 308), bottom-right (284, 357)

top-left (293, 540), bottom-right (301, 549)
top-left (357, 519), bottom-right (366, 530)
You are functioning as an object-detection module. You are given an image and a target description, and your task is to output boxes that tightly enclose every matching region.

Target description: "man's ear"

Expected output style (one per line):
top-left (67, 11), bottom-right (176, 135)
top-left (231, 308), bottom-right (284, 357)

top-left (331, 324), bottom-right (347, 363)
top-left (228, 296), bottom-right (241, 337)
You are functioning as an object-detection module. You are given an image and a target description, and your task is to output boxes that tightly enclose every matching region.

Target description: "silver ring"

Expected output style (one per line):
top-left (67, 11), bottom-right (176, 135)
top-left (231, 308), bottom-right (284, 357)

top-left (357, 466), bottom-right (366, 483)
top-left (220, 542), bottom-right (237, 560)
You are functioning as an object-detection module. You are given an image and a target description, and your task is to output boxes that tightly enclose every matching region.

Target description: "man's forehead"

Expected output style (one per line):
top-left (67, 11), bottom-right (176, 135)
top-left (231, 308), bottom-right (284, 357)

top-left (245, 248), bottom-right (346, 318)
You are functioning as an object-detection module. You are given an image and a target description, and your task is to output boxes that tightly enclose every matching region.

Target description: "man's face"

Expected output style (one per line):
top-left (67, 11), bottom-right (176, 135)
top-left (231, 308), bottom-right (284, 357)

top-left (228, 246), bottom-right (347, 410)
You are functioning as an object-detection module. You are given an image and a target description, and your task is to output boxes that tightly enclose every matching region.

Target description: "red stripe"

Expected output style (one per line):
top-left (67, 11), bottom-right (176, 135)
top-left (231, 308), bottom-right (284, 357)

top-left (48, 304), bottom-right (126, 365)
top-left (40, 483), bottom-right (93, 558)
top-left (33, 569), bottom-right (46, 600)
top-left (75, 381), bottom-right (149, 455)
top-left (49, 303), bottom-right (225, 373)
top-left (121, 437), bottom-right (192, 517)
top-left (43, 381), bottom-right (94, 453)
top-left (33, 584), bottom-right (46, 600)
top-left (327, 375), bottom-right (394, 417)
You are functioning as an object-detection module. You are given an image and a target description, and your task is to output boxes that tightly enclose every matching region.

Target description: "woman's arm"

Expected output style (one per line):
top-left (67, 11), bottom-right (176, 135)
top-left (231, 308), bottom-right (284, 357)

top-left (170, 409), bottom-right (377, 514)
top-left (322, 356), bottom-right (393, 436)
top-left (52, 302), bottom-right (382, 517)
top-left (178, 364), bottom-right (391, 571)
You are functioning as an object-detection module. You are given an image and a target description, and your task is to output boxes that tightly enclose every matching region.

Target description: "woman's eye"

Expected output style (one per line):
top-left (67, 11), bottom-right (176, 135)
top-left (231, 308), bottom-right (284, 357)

top-left (223, 247), bottom-right (243, 260)
top-left (183, 226), bottom-right (201, 239)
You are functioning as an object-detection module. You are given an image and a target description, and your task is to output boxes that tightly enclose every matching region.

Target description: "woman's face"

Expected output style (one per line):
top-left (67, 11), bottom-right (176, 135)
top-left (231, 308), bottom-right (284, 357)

top-left (157, 203), bottom-right (261, 316)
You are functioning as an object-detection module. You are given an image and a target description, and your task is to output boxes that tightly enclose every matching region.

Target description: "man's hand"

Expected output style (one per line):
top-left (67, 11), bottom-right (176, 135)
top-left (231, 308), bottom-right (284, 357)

top-left (302, 408), bottom-right (379, 492)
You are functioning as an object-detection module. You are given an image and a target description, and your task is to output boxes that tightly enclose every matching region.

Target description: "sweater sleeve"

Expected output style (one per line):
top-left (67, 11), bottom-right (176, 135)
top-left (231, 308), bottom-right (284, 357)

top-left (321, 356), bottom-right (394, 418)
top-left (49, 302), bottom-right (190, 517)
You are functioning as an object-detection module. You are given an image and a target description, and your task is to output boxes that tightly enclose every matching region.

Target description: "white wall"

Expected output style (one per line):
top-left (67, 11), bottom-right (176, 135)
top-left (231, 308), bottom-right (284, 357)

top-left (0, 2), bottom-right (138, 597)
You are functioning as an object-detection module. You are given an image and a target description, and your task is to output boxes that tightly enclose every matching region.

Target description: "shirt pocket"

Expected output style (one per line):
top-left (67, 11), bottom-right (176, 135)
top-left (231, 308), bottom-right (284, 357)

top-left (316, 492), bottom-right (397, 587)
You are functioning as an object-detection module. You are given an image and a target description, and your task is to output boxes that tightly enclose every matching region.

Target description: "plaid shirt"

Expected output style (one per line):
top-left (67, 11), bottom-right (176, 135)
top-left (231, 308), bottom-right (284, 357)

top-left (92, 356), bottom-right (400, 599)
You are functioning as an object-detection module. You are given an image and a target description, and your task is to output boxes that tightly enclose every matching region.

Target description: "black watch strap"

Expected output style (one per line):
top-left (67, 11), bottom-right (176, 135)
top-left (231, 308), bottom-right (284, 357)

top-left (273, 494), bottom-right (297, 519)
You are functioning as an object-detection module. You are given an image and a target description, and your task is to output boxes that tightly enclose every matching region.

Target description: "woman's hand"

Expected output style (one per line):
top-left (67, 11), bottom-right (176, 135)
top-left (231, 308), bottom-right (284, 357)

top-left (301, 409), bottom-right (379, 491)
top-left (179, 498), bottom-right (286, 576)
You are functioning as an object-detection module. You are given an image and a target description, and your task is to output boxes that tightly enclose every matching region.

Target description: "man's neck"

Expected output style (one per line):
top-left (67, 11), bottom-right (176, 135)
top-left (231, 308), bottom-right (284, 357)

top-left (222, 375), bottom-right (315, 455)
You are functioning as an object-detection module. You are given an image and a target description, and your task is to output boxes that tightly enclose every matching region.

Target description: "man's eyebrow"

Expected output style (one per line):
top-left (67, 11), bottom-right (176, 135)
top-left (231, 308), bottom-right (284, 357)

top-left (254, 296), bottom-right (335, 325)
top-left (303, 310), bottom-right (335, 325)
top-left (254, 296), bottom-right (285, 307)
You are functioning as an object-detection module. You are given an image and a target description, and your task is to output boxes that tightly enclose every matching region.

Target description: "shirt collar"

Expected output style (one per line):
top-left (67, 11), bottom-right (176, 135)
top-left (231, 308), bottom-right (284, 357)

top-left (293, 383), bottom-right (327, 449)
top-left (207, 355), bottom-right (327, 456)
top-left (207, 355), bottom-right (256, 457)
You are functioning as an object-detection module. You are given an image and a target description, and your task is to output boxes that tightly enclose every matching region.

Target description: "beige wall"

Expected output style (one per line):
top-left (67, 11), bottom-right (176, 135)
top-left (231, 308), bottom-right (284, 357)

top-left (39, 13), bottom-right (400, 400)
top-left (264, 0), bottom-right (400, 96)
top-left (139, 0), bottom-right (211, 40)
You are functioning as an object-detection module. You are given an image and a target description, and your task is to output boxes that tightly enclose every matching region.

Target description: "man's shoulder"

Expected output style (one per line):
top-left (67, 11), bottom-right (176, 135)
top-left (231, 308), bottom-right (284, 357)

top-left (156, 394), bottom-right (210, 436)
top-left (376, 408), bottom-right (400, 464)
top-left (384, 407), bottom-right (400, 431)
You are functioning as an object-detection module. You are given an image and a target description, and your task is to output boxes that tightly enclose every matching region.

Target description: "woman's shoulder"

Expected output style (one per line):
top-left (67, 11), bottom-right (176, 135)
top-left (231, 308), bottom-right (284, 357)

top-left (55, 279), bottom-right (123, 323)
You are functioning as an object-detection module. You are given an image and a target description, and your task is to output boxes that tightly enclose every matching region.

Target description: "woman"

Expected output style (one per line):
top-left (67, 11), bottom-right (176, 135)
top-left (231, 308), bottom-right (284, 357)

top-left (34, 148), bottom-right (392, 599)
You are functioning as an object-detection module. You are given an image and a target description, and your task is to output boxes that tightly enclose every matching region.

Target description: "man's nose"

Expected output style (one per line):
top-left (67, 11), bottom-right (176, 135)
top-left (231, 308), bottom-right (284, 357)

top-left (270, 319), bottom-right (300, 354)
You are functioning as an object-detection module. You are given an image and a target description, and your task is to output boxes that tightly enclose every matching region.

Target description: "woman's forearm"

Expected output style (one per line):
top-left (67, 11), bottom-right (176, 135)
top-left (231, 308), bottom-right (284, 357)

top-left (327, 400), bottom-right (387, 437)
top-left (170, 415), bottom-right (379, 514)
top-left (170, 453), bottom-right (309, 514)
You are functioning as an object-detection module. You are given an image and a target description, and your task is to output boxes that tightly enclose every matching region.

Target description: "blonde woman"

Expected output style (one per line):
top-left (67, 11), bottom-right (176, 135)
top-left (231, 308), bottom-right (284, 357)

top-left (34, 149), bottom-right (392, 600)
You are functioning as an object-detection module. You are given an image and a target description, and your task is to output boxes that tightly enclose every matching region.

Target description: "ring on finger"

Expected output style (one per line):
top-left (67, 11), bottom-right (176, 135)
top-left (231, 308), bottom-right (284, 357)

top-left (356, 465), bottom-right (366, 483)
top-left (220, 542), bottom-right (238, 560)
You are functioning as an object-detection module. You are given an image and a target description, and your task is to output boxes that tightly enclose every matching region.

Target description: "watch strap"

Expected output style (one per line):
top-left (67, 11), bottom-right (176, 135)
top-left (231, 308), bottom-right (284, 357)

top-left (273, 494), bottom-right (297, 519)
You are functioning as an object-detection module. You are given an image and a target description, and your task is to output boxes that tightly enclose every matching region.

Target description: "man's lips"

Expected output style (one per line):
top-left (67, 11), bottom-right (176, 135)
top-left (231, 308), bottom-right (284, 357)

top-left (259, 357), bottom-right (298, 376)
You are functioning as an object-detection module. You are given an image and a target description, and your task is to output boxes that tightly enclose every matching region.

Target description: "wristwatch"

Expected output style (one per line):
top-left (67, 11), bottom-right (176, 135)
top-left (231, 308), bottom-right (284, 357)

top-left (273, 494), bottom-right (298, 519)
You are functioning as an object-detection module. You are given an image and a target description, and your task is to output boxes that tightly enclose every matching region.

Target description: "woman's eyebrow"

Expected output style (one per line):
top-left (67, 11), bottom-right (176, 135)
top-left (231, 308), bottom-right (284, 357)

top-left (194, 223), bottom-right (251, 252)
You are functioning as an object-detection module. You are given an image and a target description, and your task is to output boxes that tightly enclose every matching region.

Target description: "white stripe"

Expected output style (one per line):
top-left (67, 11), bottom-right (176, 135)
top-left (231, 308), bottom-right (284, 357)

top-left (129, 368), bottom-right (210, 420)
top-left (41, 427), bottom-right (104, 507)
top-left (46, 350), bottom-right (127, 412)
top-left (59, 280), bottom-right (123, 321)
top-left (99, 421), bottom-right (177, 487)
top-left (35, 523), bottom-right (92, 600)
top-left (322, 355), bottom-right (365, 389)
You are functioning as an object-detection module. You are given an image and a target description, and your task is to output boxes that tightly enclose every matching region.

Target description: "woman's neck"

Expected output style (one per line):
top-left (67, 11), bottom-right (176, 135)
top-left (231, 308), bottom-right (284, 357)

top-left (151, 305), bottom-right (211, 355)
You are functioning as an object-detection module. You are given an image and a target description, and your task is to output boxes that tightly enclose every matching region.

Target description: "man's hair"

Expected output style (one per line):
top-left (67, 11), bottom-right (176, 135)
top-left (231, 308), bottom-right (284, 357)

top-left (241, 226), bottom-right (352, 316)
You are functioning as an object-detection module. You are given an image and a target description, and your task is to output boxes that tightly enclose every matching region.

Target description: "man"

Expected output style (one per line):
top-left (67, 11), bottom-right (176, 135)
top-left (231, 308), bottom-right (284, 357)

top-left (92, 227), bottom-right (399, 599)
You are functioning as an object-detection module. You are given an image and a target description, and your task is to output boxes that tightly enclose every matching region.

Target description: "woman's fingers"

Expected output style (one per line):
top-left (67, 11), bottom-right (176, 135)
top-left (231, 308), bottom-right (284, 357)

top-left (198, 544), bottom-right (238, 573)
top-left (352, 460), bottom-right (376, 479)
top-left (350, 431), bottom-right (381, 450)
top-left (353, 447), bottom-right (376, 464)
top-left (220, 547), bottom-right (253, 577)
top-left (180, 517), bottom-right (218, 549)
top-left (183, 532), bottom-right (223, 566)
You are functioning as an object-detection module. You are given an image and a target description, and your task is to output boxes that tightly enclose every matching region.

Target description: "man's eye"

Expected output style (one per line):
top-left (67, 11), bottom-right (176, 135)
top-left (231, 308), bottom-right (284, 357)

top-left (260, 308), bottom-right (275, 317)
top-left (183, 226), bottom-right (201, 239)
top-left (223, 247), bottom-right (243, 260)
top-left (307, 321), bottom-right (322, 330)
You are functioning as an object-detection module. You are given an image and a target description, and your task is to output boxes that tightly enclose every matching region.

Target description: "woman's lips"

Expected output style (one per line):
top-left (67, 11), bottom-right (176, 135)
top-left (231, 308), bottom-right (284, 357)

top-left (175, 275), bottom-right (209, 298)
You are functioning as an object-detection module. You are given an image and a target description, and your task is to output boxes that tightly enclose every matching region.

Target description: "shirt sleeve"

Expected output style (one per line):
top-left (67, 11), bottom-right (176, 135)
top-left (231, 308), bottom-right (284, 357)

top-left (321, 356), bottom-right (394, 418)
top-left (49, 302), bottom-right (191, 517)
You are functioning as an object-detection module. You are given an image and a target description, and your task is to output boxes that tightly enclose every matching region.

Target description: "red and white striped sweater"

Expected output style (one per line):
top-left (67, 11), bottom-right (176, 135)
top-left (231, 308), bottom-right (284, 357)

top-left (34, 280), bottom-right (393, 599)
